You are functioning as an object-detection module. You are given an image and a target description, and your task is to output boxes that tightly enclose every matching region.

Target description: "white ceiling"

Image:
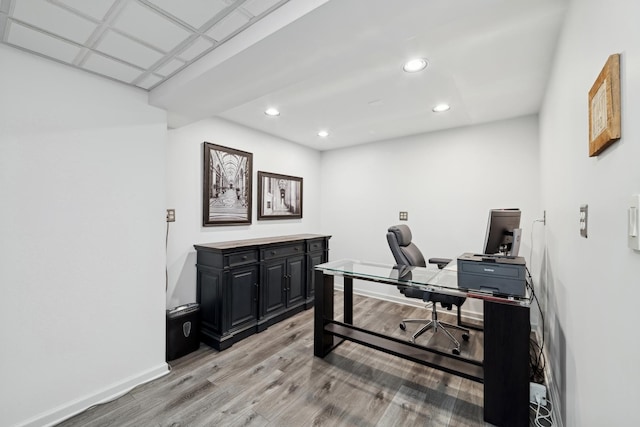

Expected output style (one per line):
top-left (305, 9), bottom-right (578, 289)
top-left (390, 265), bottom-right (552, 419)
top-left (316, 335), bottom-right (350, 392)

top-left (0, 0), bottom-right (568, 151)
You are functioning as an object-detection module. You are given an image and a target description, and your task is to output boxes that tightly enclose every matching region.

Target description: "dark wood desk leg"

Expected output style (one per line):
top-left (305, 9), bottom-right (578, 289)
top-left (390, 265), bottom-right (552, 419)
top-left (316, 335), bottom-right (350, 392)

top-left (314, 270), bottom-right (335, 357)
top-left (483, 301), bottom-right (530, 427)
top-left (344, 277), bottom-right (353, 325)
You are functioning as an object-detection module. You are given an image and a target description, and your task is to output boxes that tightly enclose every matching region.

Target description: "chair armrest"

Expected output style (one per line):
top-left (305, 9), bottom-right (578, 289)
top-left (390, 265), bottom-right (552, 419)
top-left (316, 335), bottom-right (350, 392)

top-left (428, 257), bottom-right (452, 269)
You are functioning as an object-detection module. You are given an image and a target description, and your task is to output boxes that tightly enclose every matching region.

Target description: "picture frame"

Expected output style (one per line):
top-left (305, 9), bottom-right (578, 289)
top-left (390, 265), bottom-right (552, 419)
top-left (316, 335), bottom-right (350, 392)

top-left (202, 142), bottom-right (253, 226)
top-left (257, 171), bottom-right (303, 220)
top-left (588, 53), bottom-right (621, 157)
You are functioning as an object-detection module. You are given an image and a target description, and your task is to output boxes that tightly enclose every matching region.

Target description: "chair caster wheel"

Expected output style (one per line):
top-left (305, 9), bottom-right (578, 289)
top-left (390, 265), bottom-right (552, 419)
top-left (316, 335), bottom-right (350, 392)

top-left (399, 323), bottom-right (406, 331)
top-left (452, 348), bottom-right (460, 355)
top-left (462, 333), bottom-right (470, 341)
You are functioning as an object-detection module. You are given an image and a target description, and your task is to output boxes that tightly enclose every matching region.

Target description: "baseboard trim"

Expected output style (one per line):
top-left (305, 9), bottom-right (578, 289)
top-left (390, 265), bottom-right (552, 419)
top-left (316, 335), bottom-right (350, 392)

top-left (17, 363), bottom-right (170, 427)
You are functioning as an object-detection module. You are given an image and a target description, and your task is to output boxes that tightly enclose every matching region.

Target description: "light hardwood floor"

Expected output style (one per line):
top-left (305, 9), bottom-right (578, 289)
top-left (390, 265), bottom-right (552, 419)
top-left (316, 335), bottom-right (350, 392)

top-left (57, 293), bottom-right (497, 427)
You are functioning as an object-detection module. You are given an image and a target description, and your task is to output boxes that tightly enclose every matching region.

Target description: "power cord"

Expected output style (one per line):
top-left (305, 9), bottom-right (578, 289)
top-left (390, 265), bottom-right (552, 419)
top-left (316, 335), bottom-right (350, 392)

top-left (166, 219), bottom-right (170, 291)
top-left (78, 364), bottom-right (172, 414)
top-left (527, 218), bottom-right (547, 383)
top-left (530, 397), bottom-right (554, 426)
top-left (525, 218), bottom-right (554, 424)
top-left (526, 267), bottom-right (546, 383)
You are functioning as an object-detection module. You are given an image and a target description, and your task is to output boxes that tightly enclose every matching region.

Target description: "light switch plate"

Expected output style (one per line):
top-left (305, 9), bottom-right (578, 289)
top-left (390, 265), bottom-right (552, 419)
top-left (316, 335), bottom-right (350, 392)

top-left (579, 205), bottom-right (588, 238)
top-left (629, 195), bottom-right (640, 250)
top-left (167, 209), bottom-right (175, 222)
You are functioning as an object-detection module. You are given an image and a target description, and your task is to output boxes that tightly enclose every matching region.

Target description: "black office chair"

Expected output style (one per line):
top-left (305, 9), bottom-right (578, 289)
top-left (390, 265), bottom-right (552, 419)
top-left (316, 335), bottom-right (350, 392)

top-left (386, 224), bottom-right (469, 354)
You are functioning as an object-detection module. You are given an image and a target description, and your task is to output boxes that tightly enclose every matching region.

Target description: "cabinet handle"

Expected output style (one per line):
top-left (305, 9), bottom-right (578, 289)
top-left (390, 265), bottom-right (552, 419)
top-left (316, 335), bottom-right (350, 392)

top-left (294, 247), bottom-right (300, 251)
top-left (242, 256), bottom-right (248, 260)
top-left (271, 251), bottom-right (276, 255)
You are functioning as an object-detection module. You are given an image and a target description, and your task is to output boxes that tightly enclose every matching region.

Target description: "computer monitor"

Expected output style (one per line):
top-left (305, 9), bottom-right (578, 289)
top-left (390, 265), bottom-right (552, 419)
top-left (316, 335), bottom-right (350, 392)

top-left (482, 208), bottom-right (522, 256)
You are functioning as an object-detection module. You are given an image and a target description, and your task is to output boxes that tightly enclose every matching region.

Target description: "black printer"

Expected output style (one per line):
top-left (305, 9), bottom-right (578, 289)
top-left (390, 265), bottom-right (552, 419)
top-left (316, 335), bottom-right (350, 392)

top-left (457, 252), bottom-right (526, 297)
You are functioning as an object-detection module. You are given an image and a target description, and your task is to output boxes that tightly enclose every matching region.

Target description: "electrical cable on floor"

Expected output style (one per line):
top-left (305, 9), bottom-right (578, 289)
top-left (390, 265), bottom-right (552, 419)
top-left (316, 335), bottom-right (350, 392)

top-left (530, 398), bottom-right (554, 427)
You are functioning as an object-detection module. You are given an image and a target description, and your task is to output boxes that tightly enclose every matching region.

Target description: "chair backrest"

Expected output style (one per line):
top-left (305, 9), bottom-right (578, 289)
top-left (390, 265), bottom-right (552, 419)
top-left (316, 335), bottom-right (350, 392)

top-left (386, 225), bottom-right (427, 267)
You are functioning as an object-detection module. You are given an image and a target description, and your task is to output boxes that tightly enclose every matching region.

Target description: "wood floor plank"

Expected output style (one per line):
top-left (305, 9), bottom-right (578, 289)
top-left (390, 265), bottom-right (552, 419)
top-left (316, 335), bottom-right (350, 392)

top-left (377, 384), bottom-right (439, 426)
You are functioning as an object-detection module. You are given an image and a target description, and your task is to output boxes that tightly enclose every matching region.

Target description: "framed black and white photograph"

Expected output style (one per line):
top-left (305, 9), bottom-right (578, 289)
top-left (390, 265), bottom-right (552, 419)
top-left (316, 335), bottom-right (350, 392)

top-left (203, 142), bottom-right (252, 226)
top-left (257, 171), bottom-right (303, 220)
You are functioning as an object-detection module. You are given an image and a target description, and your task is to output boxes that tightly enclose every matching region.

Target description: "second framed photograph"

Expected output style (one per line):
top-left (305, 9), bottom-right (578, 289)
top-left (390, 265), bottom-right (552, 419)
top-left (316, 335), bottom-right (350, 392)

top-left (258, 171), bottom-right (303, 220)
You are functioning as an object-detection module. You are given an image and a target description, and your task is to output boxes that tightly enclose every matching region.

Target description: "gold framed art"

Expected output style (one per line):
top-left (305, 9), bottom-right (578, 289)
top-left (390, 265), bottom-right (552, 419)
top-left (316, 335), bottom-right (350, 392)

top-left (588, 53), bottom-right (621, 157)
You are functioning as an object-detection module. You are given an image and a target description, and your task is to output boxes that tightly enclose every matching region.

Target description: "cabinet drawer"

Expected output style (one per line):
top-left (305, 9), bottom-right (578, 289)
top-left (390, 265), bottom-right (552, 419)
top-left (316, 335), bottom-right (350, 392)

top-left (226, 250), bottom-right (259, 268)
top-left (262, 244), bottom-right (304, 260)
top-left (306, 239), bottom-right (326, 253)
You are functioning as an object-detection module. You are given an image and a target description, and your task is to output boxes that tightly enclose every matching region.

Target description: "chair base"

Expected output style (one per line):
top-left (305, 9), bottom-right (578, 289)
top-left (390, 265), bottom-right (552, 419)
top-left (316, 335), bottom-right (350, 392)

top-left (400, 305), bottom-right (470, 354)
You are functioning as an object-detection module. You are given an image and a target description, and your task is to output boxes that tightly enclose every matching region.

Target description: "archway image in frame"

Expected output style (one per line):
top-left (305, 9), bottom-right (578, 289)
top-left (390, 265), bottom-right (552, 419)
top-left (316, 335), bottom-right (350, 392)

top-left (203, 142), bottom-right (253, 226)
top-left (257, 171), bottom-right (302, 220)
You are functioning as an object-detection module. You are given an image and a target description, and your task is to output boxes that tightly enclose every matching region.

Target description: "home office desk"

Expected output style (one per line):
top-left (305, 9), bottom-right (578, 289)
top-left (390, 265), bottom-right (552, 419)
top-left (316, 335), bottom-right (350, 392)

top-left (314, 259), bottom-right (531, 427)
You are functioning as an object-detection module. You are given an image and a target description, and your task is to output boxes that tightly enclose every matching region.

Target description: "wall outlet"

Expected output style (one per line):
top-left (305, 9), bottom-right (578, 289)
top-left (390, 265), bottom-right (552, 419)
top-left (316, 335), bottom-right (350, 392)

top-left (543, 210), bottom-right (546, 225)
top-left (399, 211), bottom-right (408, 221)
top-left (166, 209), bottom-right (176, 222)
top-left (529, 382), bottom-right (547, 405)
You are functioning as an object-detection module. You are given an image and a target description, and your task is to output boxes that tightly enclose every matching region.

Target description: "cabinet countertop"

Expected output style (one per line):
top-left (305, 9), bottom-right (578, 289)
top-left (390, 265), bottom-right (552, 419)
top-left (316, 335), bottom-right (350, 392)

top-left (194, 234), bottom-right (331, 251)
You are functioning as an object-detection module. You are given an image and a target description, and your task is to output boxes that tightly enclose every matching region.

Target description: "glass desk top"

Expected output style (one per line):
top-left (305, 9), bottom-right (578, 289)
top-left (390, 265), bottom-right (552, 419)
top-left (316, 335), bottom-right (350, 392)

top-left (315, 259), bottom-right (531, 306)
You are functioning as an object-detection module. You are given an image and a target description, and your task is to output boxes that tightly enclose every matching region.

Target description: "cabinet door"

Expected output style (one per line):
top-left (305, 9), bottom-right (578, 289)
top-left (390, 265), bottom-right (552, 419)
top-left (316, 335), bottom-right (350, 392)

top-left (228, 266), bottom-right (259, 330)
top-left (198, 267), bottom-right (222, 334)
top-left (286, 255), bottom-right (305, 306)
top-left (262, 259), bottom-right (286, 316)
top-left (307, 251), bottom-right (325, 299)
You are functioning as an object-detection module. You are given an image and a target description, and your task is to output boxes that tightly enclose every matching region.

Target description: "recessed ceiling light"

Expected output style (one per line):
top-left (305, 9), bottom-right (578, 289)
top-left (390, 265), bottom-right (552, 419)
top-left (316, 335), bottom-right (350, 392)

top-left (318, 130), bottom-right (329, 137)
top-left (264, 107), bottom-right (280, 116)
top-left (403, 58), bottom-right (428, 73)
top-left (432, 103), bottom-right (450, 112)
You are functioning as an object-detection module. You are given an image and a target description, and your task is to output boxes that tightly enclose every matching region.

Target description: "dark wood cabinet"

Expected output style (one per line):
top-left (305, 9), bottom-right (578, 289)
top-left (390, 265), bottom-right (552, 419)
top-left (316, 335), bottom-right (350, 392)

top-left (194, 234), bottom-right (330, 350)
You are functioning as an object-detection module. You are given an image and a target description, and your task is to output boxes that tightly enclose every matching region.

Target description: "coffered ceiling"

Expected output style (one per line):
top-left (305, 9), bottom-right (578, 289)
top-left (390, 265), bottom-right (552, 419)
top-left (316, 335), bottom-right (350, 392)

top-left (0, 0), bottom-right (568, 151)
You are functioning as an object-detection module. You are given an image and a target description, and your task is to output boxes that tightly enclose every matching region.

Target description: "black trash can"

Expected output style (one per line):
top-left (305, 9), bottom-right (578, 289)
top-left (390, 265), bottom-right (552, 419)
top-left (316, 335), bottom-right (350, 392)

top-left (166, 303), bottom-right (200, 361)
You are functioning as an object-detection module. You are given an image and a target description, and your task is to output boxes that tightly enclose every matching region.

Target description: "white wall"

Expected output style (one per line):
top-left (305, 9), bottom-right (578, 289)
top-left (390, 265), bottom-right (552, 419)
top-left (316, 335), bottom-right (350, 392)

top-left (539, 1), bottom-right (640, 425)
top-left (320, 115), bottom-right (542, 317)
top-left (166, 118), bottom-right (322, 307)
top-left (0, 46), bottom-right (168, 427)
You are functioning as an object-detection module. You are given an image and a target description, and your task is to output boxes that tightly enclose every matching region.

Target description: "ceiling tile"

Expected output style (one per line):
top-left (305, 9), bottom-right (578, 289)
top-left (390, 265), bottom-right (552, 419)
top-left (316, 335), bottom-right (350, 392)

top-left (176, 36), bottom-right (214, 61)
top-left (136, 73), bottom-right (164, 90)
top-left (111, 1), bottom-right (192, 52)
top-left (6, 21), bottom-right (82, 63)
top-left (242, 0), bottom-right (282, 17)
top-left (146, 0), bottom-right (228, 29)
top-left (82, 52), bottom-right (143, 83)
top-left (155, 58), bottom-right (186, 77)
top-left (53, 0), bottom-right (117, 21)
top-left (96, 30), bottom-right (163, 69)
top-left (206, 9), bottom-right (250, 42)
top-left (12, 0), bottom-right (97, 44)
